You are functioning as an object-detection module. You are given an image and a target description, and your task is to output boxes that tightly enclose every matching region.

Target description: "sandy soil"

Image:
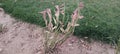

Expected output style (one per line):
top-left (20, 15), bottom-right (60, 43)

top-left (0, 8), bottom-right (117, 54)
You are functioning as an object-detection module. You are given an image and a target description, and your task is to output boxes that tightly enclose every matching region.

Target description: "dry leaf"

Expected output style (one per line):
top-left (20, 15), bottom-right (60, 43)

top-left (52, 26), bottom-right (57, 30)
top-left (53, 17), bottom-right (57, 25)
top-left (60, 28), bottom-right (65, 33)
top-left (46, 8), bottom-right (52, 24)
top-left (79, 16), bottom-right (84, 19)
top-left (39, 10), bottom-right (47, 26)
top-left (79, 2), bottom-right (84, 9)
top-left (74, 24), bottom-right (79, 26)
top-left (55, 5), bottom-right (60, 21)
top-left (65, 22), bottom-right (71, 32)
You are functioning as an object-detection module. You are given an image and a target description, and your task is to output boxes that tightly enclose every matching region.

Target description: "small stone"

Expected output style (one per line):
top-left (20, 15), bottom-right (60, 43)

top-left (36, 51), bottom-right (42, 54)
top-left (68, 43), bottom-right (72, 46)
top-left (49, 36), bottom-right (54, 39)
top-left (71, 39), bottom-right (75, 42)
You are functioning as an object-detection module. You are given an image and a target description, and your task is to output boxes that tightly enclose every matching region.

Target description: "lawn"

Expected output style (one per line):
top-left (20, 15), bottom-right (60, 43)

top-left (0, 0), bottom-right (120, 44)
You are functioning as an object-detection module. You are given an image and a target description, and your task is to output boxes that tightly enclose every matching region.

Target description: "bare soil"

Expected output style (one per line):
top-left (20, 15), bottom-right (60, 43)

top-left (0, 8), bottom-right (117, 54)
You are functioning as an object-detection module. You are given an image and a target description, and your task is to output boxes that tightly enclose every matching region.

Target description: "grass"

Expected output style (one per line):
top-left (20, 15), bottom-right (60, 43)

top-left (0, 0), bottom-right (120, 44)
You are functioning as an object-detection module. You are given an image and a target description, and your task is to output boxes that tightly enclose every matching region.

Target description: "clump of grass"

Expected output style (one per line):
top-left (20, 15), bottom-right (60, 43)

top-left (40, 2), bottom-right (84, 54)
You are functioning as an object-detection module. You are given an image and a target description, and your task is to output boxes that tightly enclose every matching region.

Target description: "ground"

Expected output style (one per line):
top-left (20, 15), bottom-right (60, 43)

top-left (0, 8), bottom-right (117, 54)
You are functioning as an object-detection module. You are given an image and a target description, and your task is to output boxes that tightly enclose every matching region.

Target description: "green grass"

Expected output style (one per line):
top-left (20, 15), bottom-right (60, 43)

top-left (0, 0), bottom-right (120, 44)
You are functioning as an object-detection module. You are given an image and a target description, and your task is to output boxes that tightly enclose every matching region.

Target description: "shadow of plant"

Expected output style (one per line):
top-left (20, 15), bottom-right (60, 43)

top-left (0, 24), bottom-right (3, 32)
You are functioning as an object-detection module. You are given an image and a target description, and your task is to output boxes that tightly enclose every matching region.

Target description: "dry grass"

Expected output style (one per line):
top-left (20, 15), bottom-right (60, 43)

top-left (40, 2), bottom-right (84, 54)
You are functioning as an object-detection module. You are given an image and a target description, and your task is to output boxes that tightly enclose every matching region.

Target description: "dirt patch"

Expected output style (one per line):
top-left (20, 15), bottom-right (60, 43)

top-left (0, 8), bottom-right (117, 54)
